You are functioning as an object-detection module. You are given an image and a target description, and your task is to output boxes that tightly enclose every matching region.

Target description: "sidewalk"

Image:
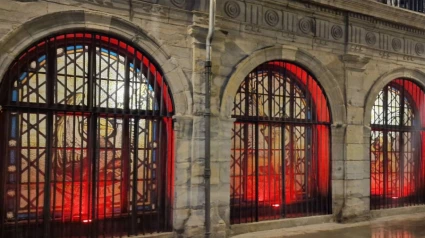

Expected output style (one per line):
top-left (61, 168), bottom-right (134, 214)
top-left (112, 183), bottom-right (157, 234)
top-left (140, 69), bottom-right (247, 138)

top-left (231, 213), bottom-right (425, 238)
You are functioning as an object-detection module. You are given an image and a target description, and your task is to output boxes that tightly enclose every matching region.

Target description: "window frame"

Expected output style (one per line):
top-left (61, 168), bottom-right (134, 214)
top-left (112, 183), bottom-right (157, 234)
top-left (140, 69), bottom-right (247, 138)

top-left (0, 31), bottom-right (174, 236)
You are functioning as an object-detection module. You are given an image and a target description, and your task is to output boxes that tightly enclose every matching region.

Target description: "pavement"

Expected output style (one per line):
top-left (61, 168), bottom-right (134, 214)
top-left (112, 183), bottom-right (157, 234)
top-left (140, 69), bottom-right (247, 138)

top-left (231, 213), bottom-right (425, 238)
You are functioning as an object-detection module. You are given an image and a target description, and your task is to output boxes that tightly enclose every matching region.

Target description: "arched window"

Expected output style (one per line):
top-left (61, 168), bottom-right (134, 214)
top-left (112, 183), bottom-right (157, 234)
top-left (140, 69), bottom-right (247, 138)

top-left (0, 32), bottom-right (174, 237)
top-left (230, 61), bottom-right (331, 224)
top-left (370, 78), bottom-right (425, 209)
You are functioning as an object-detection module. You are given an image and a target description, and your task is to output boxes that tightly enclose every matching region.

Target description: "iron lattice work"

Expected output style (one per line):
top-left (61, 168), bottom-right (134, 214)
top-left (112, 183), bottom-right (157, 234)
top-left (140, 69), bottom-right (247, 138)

top-left (0, 32), bottom-right (174, 237)
top-left (230, 61), bottom-right (331, 224)
top-left (370, 78), bottom-right (425, 210)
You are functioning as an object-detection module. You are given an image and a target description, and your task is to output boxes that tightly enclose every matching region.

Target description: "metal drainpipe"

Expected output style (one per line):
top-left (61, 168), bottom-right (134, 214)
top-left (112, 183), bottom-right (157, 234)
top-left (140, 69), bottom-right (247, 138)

top-left (340, 10), bottom-right (349, 222)
top-left (205, 0), bottom-right (216, 237)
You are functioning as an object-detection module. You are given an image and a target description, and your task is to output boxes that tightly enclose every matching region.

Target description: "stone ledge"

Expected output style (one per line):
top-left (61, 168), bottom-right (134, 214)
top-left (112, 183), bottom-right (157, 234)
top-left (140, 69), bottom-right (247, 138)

top-left (371, 205), bottom-right (425, 218)
top-left (229, 215), bottom-right (334, 236)
top-left (230, 212), bottom-right (425, 238)
top-left (131, 232), bottom-right (173, 238)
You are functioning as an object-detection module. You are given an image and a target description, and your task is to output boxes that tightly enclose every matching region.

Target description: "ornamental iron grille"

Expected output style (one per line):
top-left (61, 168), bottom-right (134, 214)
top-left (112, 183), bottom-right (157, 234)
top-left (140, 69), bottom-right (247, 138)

top-left (230, 61), bottom-right (331, 224)
top-left (0, 32), bottom-right (174, 237)
top-left (370, 78), bottom-right (425, 209)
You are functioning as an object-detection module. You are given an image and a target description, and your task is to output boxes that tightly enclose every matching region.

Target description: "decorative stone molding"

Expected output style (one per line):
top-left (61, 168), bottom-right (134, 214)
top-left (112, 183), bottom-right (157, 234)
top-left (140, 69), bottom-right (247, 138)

top-left (215, 0), bottom-right (425, 63)
top-left (224, 1), bottom-right (240, 19)
top-left (244, 24), bottom-right (261, 33)
top-left (314, 38), bottom-right (328, 46)
top-left (392, 38), bottom-right (402, 51)
top-left (140, 3), bottom-right (167, 16)
top-left (331, 25), bottom-right (343, 40)
top-left (264, 10), bottom-right (279, 27)
top-left (303, 2), bottom-right (343, 16)
top-left (349, 45), bottom-right (363, 53)
top-left (365, 32), bottom-right (377, 46)
top-left (299, 17), bottom-right (314, 34)
top-left (306, 0), bottom-right (425, 35)
top-left (403, 55), bottom-right (414, 61)
top-left (379, 51), bottom-right (390, 59)
top-left (415, 43), bottom-right (424, 55)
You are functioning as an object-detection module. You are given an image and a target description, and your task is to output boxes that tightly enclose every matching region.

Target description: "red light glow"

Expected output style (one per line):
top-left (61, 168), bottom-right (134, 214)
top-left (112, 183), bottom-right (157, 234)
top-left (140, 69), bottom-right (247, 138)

top-left (272, 204), bottom-right (280, 208)
top-left (82, 219), bottom-right (92, 223)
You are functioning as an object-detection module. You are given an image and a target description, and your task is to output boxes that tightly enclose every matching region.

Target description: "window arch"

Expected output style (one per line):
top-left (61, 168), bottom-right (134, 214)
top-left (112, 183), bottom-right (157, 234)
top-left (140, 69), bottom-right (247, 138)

top-left (370, 78), bottom-right (425, 209)
top-left (230, 61), bottom-right (331, 224)
top-left (0, 32), bottom-right (173, 237)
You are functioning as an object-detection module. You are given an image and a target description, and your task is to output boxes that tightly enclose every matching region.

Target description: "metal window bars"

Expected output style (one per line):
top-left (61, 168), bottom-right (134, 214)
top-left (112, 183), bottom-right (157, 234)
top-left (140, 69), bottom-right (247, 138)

top-left (370, 78), bottom-right (425, 210)
top-left (379, 0), bottom-right (425, 13)
top-left (230, 61), bottom-right (332, 224)
top-left (0, 32), bottom-right (174, 237)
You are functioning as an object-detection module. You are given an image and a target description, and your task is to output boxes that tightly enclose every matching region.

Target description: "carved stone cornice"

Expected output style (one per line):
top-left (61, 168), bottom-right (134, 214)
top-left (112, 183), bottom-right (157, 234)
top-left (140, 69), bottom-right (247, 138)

top-left (214, 0), bottom-right (425, 64)
top-left (302, 0), bottom-right (425, 34)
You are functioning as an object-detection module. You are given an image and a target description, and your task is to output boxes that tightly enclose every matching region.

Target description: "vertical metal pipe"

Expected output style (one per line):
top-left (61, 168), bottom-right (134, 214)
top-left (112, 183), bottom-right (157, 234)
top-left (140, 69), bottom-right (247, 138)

top-left (339, 10), bottom-right (349, 221)
top-left (205, 0), bottom-right (216, 237)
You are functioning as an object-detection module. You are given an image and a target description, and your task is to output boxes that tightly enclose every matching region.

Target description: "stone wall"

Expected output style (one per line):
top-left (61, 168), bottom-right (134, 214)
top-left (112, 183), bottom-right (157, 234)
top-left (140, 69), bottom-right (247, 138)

top-left (2, 0), bottom-right (425, 237)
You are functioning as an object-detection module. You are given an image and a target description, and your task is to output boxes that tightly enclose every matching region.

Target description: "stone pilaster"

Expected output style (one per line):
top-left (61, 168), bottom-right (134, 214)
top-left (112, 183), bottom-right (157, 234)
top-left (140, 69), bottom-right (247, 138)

top-left (183, 22), bottom-right (228, 237)
top-left (340, 54), bottom-right (371, 222)
top-left (209, 27), bottom-right (230, 238)
top-left (210, 117), bottom-right (235, 237)
top-left (180, 25), bottom-right (207, 238)
top-left (172, 115), bottom-right (194, 234)
top-left (331, 124), bottom-right (346, 220)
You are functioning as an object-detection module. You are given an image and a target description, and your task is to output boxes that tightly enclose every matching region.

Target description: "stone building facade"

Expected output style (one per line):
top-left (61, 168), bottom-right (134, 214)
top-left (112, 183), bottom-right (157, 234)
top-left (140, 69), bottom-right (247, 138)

top-left (1, 0), bottom-right (425, 237)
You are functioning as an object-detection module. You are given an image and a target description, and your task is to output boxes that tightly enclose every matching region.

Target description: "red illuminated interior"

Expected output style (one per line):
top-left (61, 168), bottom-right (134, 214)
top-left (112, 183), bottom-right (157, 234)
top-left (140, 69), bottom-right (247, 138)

top-left (8, 32), bottom-right (175, 223)
top-left (370, 79), bottom-right (425, 199)
top-left (232, 61), bottom-right (331, 212)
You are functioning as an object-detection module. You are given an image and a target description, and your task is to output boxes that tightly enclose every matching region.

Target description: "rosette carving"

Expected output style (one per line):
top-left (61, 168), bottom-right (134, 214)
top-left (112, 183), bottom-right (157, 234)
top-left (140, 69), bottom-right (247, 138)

top-left (331, 25), bottom-right (343, 40)
top-left (392, 38), bottom-right (402, 52)
top-left (299, 18), bottom-right (313, 34)
top-left (224, 1), bottom-right (240, 18)
top-left (365, 32), bottom-right (376, 46)
top-left (415, 43), bottom-right (424, 55)
top-left (264, 10), bottom-right (279, 27)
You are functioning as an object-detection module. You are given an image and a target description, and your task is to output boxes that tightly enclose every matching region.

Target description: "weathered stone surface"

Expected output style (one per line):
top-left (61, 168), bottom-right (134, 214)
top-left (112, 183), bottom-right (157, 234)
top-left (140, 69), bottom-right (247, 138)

top-left (230, 215), bottom-right (334, 236)
top-left (346, 125), bottom-right (366, 144)
top-left (341, 197), bottom-right (371, 222)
